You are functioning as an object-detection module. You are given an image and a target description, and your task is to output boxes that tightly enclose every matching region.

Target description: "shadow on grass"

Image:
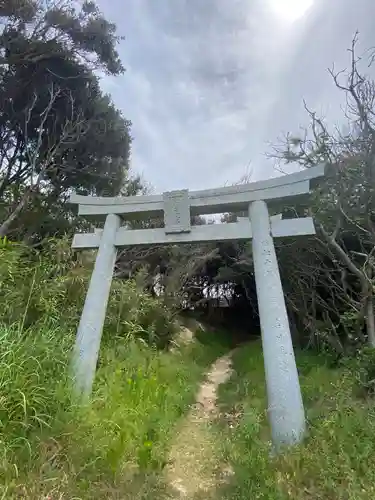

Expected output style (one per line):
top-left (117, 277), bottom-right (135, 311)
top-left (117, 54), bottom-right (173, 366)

top-left (194, 326), bottom-right (235, 350)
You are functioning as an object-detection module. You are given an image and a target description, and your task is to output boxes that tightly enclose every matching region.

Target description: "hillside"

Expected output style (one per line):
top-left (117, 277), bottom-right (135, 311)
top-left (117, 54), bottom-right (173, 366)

top-left (1, 242), bottom-right (375, 499)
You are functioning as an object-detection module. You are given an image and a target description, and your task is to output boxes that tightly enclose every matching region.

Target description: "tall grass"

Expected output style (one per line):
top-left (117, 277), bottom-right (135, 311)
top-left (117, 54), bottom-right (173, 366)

top-left (4, 239), bottom-right (373, 498)
top-left (0, 239), bottom-right (177, 346)
top-left (0, 241), bottom-right (229, 498)
top-left (213, 342), bottom-right (375, 499)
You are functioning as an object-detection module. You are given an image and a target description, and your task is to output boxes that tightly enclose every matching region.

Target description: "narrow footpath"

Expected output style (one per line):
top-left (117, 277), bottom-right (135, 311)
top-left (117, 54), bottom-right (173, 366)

top-left (166, 352), bottom-right (235, 499)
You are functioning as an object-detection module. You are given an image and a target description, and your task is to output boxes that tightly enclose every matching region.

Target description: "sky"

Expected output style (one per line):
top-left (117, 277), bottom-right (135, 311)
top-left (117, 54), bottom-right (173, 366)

top-left (96, 0), bottom-right (375, 193)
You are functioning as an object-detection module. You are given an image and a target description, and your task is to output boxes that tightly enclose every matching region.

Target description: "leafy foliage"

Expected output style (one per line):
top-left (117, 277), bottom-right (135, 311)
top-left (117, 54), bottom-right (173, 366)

top-left (0, 242), bottom-right (230, 498)
top-left (0, 0), bottom-right (123, 73)
top-left (342, 346), bottom-right (375, 397)
top-left (0, 240), bottom-right (177, 347)
top-left (0, 0), bottom-right (140, 239)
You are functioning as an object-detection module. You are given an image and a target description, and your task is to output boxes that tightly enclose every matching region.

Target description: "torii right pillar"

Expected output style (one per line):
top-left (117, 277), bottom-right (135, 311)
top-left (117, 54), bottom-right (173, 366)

top-left (249, 200), bottom-right (306, 451)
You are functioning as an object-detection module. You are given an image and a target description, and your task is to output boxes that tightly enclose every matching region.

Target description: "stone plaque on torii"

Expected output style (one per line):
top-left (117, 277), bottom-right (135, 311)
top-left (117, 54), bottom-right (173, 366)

top-left (69, 164), bottom-right (325, 451)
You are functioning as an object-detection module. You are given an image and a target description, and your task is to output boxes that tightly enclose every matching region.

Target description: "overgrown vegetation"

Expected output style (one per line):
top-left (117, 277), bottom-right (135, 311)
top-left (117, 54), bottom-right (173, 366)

top-left (0, 238), bottom-right (178, 348)
top-left (213, 342), bottom-right (375, 499)
top-left (0, 242), bottom-right (229, 498)
top-left (1, 1), bottom-right (375, 498)
top-left (0, 1), bottom-right (373, 357)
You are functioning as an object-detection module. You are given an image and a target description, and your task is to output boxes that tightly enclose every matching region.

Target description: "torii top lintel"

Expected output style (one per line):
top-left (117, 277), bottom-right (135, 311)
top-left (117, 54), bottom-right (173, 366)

top-left (69, 165), bottom-right (325, 222)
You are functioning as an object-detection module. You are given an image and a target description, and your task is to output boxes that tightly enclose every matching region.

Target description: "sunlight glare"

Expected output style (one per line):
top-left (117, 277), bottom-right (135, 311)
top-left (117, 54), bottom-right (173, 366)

top-left (268, 0), bottom-right (314, 22)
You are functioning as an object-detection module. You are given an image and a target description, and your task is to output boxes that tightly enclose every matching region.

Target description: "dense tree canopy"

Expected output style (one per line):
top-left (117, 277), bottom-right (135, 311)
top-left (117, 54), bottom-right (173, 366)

top-left (0, 0), bottom-right (140, 239)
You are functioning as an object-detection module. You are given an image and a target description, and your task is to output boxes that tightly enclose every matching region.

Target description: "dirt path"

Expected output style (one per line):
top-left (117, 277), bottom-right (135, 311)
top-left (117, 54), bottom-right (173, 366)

top-left (166, 352), bottom-right (235, 499)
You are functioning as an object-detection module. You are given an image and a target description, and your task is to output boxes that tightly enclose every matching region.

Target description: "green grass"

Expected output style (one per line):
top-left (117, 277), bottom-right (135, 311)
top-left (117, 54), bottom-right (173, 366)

top-left (3, 324), bottom-right (375, 499)
top-left (212, 342), bottom-right (375, 499)
top-left (0, 323), bottom-right (230, 499)
top-left (0, 241), bottom-right (236, 499)
top-left (3, 243), bottom-right (375, 499)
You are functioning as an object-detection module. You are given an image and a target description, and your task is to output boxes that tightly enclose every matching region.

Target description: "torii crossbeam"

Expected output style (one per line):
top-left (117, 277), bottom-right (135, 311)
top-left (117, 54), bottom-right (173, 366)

top-left (69, 164), bottom-right (325, 451)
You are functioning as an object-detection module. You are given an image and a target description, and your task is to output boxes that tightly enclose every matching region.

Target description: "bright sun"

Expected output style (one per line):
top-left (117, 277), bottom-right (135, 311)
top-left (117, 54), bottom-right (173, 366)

top-left (268, 0), bottom-right (314, 22)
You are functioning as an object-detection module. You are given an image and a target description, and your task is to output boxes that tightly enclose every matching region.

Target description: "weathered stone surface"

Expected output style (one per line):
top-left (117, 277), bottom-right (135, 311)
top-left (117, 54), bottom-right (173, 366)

top-left (163, 189), bottom-right (191, 234)
top-left (72, 213), bottom-right (120, 398)
top-left (70, 164), bottom-right (325, 218)
top-left (249, 200), bottom-right (306, 449)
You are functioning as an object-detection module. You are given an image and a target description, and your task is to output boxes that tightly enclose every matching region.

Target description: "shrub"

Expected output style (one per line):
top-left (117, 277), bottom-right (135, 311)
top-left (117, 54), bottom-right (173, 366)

top-left (106, 280), bottom-right (177, 349)
top-left (0, 239), bottom-right (177, 347)
top-left (341, 346), bottom-right (375, 397)
top-left (0, 239), bottom-right (87, 329)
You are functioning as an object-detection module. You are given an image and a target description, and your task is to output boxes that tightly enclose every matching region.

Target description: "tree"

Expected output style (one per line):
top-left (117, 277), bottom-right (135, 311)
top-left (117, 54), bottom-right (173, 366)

top-left (0, 0), bottom-right (139, 238)
top-left (0, 0), bottom-right (123, 74)
top-left (272, 34), bottom-right (375, 350)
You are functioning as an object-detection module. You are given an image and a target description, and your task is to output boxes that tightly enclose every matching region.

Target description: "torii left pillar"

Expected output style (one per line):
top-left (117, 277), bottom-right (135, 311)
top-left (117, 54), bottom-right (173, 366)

top-left (72, 213), bottom-right (120, 398)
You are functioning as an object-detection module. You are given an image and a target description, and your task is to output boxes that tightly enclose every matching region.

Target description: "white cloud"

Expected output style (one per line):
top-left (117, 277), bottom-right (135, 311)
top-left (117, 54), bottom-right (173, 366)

top-left (97, 0), bottom-right (375, 192)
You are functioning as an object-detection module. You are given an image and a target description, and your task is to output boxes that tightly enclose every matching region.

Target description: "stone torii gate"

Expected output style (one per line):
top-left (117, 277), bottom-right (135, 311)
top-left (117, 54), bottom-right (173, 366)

top-left (69, 164), bottom-right (325, 450)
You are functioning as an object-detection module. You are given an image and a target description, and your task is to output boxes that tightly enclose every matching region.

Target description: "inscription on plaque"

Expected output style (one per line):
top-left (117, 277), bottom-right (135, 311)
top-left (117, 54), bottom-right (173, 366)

top-left (163, 189), bottom-right (191, 234)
